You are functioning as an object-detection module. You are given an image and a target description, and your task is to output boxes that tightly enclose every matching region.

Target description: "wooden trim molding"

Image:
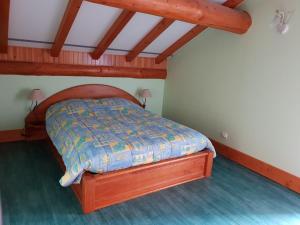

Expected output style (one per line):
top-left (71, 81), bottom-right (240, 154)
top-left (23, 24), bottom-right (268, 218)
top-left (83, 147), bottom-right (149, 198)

top-left (91, 10), bottom-right (135, 60)
top-left (0, 129), bottom-right (24, 143)
top-left (212, 140), bottom-right (300, 194)
top-left (87, 0), bottom-right (251, 34)
top-left (155, 0), bottom-right (245, 64)
top-left (51, 0), bottom-right (83, 57)
top-left (126, 18), bottom-right (174, 62)
top-left (0, 46), bottom-right (167, 78)
top-left (0, 0), bottom-right (10, 53)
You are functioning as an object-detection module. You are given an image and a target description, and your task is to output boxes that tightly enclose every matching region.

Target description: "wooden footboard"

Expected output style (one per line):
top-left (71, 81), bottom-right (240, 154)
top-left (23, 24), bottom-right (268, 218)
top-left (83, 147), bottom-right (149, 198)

top-left (48, 139), bottom-right (213, 214)
top-left (68, 149), bottom-right (213, 214)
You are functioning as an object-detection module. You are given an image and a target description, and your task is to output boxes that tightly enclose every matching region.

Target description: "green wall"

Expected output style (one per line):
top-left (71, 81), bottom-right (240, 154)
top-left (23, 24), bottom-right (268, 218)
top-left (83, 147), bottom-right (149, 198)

top-left (164, 0), bottom-right (300, 177)
top-left (0, 75), bottom-right (164, 130)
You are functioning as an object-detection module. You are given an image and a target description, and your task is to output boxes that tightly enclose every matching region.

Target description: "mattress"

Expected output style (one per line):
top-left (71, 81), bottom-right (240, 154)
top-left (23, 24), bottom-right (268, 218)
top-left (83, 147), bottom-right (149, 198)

top-left (46, 98), bottom-right (215, 186)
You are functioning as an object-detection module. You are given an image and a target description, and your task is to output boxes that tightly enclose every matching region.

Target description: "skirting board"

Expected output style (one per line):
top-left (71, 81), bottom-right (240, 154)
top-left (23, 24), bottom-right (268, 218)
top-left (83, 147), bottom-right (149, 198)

top-left (0, 129), bottom-right (24, 143)
top-left (1, 129), bottom-right (299, 194)
top-left (212, 140), bottom-right (300, 194)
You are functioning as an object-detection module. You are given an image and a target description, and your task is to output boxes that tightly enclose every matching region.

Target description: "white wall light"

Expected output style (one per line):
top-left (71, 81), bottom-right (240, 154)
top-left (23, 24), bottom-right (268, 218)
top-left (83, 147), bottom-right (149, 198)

top-left (271, 9), bottom-right (294, 34)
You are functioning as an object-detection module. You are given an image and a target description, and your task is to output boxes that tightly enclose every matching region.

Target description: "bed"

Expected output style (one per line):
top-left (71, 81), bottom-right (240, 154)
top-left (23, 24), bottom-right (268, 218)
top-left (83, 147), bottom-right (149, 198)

top-left (25, 84), bottom-right (215, 214)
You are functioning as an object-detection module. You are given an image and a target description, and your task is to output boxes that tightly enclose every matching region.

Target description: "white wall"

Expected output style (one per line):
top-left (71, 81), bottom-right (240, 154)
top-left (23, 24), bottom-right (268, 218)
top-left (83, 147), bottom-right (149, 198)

top-left (164, 0), bottom-right (300, 176)
top-left (0, 76), bottom-right (164, 130)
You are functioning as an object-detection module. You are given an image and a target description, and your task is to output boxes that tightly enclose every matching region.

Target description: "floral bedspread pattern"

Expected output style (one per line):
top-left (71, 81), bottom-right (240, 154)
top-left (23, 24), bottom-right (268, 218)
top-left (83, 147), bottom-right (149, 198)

top-left (46, 98), bottom-right (215, 186)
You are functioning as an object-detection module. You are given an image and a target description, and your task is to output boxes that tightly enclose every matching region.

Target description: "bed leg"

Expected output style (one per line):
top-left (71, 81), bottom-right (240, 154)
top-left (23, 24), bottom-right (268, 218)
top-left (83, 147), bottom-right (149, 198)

top-left (204, 151), bottom-right (213, 177)
top-left (81, 174), bottom-right (95, 214)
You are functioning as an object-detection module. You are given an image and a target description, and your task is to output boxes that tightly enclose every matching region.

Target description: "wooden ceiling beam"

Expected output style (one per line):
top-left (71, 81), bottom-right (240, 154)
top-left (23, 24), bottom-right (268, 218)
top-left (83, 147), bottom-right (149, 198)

top-left (222, 0), bottom-right (246, 8)
top-left (0, 0), bottom-right (10, 53)
top-left (126, 18), bottom-right (174, 62)
top-left (86, 0), bottom-right (251, 34)
top-left (50, 0), bottom-right (83, 57)
top-left (90, 10), bottom-right (135, 60)
top-left (155, 25), bottom-right (206, 64)
top-left (155, 0), bottom-right (245, 64)
top-left (0, 61), bottom-right (167, 79)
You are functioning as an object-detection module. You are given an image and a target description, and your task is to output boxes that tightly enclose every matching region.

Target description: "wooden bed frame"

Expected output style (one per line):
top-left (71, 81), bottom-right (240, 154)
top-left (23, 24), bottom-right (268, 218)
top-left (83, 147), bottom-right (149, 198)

top-left (24, 84), bottom-right (213, 214)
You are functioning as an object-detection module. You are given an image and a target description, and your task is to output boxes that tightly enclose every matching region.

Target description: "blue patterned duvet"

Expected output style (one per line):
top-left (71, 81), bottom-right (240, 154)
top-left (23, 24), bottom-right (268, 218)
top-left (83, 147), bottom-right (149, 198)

top-left (46, 98), bottom-right (215, 186)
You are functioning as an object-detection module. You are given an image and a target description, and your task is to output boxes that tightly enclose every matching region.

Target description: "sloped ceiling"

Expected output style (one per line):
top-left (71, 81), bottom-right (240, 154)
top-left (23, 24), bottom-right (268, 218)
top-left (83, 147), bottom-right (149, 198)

top-left (8, 0), bottom-right (227, 57)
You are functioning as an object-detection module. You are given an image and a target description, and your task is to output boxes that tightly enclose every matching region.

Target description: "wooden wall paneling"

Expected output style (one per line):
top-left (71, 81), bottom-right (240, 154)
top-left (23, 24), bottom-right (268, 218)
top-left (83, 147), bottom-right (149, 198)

top-left (0, 46), bottom-right (167, 68)
top-left (50, 0), bottom-right (83, 57)
top-left (90, 10), bottom-right (135, 59)
top-left (126, 18), bottom-right (174, 62)
top-left (0, 61), bottom-right (167, 79)
top-left (155, 0), bottom-right (245, 64)
top-left (0, 0), bottom-right (10, 53)
top-left (86, 0), bottom-right (251, 34)
top-left (0, 46), bottom-right (167, 78)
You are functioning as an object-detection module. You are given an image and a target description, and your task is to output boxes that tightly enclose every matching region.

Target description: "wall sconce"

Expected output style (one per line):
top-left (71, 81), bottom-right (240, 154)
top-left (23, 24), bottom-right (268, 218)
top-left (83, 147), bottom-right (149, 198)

top-left (29, 89), bottom-right (45, 111)
top-left (271, 9), bottom-right (294, 34)
top-left (139, 89), bottom-right (152, 108)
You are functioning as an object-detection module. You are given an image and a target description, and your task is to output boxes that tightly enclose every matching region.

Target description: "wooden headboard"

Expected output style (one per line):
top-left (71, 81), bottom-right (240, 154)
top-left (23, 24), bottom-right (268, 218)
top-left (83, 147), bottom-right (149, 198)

top-left (24, 84), bottom-right (142, 140)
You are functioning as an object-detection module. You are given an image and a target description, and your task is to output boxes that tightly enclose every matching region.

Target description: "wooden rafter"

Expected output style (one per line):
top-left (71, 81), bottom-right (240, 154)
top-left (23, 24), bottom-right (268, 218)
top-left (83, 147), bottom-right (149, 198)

top-left (155, 26), bottom-right (206, 64)
top-left (91, 10), bottom-right (135, 60)
top-left (86, 0), bottom-right (251, 34)
top-left (155, 0), bottom-right (245, 64)
top-left (126, 18), bottom-right (174, 62)
top-left (0, 0), bottom-right (10, 53)
top-left (50, 0), bottom-right (83, 57)
top-left (222, 0), bottom-right (246, 8)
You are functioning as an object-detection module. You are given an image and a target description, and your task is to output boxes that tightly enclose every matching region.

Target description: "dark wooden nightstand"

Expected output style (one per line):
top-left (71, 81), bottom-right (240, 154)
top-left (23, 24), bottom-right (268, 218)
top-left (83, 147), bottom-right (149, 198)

top-left (24, 121), bottom-right (47, 141)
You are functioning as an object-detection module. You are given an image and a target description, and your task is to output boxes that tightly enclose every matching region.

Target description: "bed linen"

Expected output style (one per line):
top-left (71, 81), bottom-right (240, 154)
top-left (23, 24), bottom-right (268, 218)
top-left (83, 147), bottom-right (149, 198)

top-left (46, 98), bottom-right (215, 186)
